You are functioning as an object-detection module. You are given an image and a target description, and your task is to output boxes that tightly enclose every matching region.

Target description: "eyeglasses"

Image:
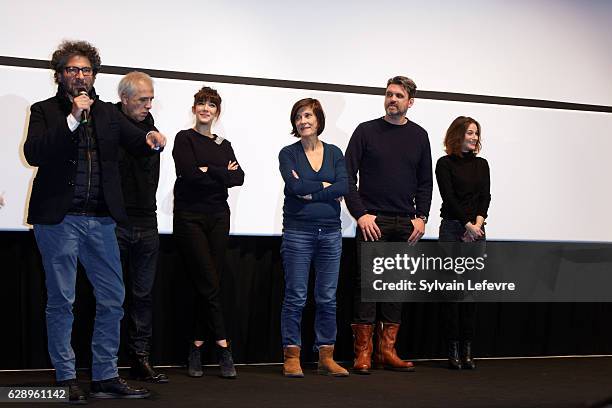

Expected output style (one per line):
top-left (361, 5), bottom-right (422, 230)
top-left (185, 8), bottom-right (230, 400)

top-left (64, 66), bottom-right (94, 76)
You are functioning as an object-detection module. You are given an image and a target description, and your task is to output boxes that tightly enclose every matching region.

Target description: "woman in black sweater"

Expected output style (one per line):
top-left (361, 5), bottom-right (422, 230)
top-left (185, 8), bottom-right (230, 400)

top-left (435, 116), bottom-right (490, 370)
top-left (172, 86), bottom-right (244, 379)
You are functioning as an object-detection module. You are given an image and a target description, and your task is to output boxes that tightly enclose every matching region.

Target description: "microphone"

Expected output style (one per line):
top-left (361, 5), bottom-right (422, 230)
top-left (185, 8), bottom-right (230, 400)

top-left (77, 88), bottom-right (89, 124)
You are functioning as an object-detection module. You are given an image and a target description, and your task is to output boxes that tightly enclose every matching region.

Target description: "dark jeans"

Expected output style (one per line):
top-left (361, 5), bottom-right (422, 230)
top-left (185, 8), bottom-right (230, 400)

top-left (173, 211), bottom-right (229, 341)
top-left (34, 215), bottom-right (124, 381)
top-left (280, 228), bottom-right (342, 348)
top-left (353, 214), bottom-right (414, 324)
top-left (439, 219), bottom-right (482, 341)
top-left (116, 224), bottom-right (159, 356)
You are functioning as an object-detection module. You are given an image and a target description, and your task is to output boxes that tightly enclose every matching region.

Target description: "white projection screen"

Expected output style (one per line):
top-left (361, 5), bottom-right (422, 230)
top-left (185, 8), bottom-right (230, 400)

top-left (0, 1), bottom-right (611, 242)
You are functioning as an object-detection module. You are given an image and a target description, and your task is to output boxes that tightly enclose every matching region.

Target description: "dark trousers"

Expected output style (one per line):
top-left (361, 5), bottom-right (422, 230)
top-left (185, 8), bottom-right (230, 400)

top-left (353, 214), bottom-right (414, 324)
top-left (173, 211), bottom-right (229, 341)
top-left (439, 219), bottom-right (480, 341)
top-left (116, 224), bottom-right (159, 356)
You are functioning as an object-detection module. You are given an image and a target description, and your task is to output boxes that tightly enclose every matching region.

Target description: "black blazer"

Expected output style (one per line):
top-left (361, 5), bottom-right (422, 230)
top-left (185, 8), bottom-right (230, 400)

top-left (24, 89), bottom-right (155, 225)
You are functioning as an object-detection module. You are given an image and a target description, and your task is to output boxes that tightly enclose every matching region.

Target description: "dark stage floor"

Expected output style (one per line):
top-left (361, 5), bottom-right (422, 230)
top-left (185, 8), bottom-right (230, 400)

top-left (1, 357), bottom-right (612, 408)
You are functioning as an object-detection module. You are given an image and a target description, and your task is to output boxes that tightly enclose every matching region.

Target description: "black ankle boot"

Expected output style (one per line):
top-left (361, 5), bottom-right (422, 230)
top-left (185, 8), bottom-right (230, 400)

top-left (448, 341), bottom-right (461, 370)
top-left (188, 343), bottom-right (204, 377)
top-left (462, 341), bottom-right (476, 369)
top-left (57, 378), bottom-right (87, 404)
top-left (130, 354), bottom-right (169, 383)
top-left (216, 344), bottom-right (237, 379)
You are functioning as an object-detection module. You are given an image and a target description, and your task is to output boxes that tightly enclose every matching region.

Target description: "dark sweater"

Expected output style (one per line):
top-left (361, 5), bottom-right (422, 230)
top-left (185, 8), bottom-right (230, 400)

top-left (68, 114), bottom-right (108, 217)
top-left (435, 153), bottom-right (491, 226)
top-left (172, 129), bottom-right (244, 214)
top-left (279, 141), bottom-right (348, 230)
top-left (115, 102), bottom-right (159, 228)
top-left (344, 117), bottom-right (433, 220)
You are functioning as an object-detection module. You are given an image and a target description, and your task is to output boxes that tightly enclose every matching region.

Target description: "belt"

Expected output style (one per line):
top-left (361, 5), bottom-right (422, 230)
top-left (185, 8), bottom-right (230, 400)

top-left (370, 211), bottom-right (413, 218)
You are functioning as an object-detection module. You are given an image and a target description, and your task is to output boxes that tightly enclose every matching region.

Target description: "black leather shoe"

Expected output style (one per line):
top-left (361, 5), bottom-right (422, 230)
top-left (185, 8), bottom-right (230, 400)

top-left (57, 379), bottom-right (87, 405)
top-left (89, 377), bottom-right (150, 399)
top-left (448, 341), bottom-right (461, 370)
top-left (188, 343), bottom-right (203, 377)
top-left (130, 354), bottom-right (169, 383)
top-left (216, 345), bottom-right (237, 379)
top-left (462, 341), bottom-right (476, 369)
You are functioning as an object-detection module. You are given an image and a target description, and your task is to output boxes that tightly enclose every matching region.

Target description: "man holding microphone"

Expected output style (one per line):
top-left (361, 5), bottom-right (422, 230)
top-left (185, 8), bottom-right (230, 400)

top-left (24, 40), bottom-right (165, 403)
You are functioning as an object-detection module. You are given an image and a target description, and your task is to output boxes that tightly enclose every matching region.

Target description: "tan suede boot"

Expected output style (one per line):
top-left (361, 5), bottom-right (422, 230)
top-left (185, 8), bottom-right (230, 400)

top-left (283, 346), bottom-right (304, 378)
top-left (374, 322), bottom-right (415, 371)
top-left (352, 323), bottom-right (374, 374)
top-left (317, 345), bottom-right (349, 377)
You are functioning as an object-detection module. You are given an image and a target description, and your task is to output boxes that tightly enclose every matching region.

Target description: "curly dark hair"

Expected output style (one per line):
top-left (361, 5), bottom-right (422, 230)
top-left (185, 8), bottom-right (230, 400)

top-left (193, 86), bottom-right (222, 117)
top-left (50, 40), bottom-right (101, 84)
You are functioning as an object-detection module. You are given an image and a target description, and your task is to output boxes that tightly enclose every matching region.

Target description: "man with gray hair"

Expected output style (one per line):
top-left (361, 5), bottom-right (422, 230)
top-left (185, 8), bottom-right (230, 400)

top-left (115, 71), bottom-right (168, 383)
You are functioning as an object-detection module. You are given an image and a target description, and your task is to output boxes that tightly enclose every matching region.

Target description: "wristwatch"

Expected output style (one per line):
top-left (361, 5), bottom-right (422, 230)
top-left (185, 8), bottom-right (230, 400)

top-left (416, 215), bottom-right (428, 224)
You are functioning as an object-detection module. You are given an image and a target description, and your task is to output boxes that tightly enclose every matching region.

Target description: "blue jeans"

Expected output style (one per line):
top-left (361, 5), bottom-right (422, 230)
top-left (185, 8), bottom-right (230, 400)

top-left (34, 215), bottom-right (124, 381)
top-left (116, 224), bottom-right (159, 356)
top-left (280, 228), bottom-right (342, 349)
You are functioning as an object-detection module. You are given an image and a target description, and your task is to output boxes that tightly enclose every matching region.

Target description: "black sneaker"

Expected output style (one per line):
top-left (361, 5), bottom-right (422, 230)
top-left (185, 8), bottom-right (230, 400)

top-left (56, 378), bottom-right (87, 405)
top-left (130, 354), bottom-right (169, 383)
top-left (216, 345), bottom-right (237, 379)
top-left (89, 377), bottom-right (150, 399)
top-left (188, 343), bottom-right (203, 377)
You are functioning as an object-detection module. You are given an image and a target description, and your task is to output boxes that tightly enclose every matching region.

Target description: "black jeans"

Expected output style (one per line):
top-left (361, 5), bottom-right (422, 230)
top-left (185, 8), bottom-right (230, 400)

top-left (353, 214), bottom-right (414, 324)
top-left (116, 224), bottom-right (160, 356)
top-left (173, 210), bottom-right (229, 341)
top-left (438, 219), bottom-right (482, 341)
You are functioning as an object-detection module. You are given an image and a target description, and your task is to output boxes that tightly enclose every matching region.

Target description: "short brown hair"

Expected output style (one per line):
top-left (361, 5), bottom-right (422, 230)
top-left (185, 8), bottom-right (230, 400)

top-left (444, 116), bottom-right (482, 156)
top-left (193, 86), bottom-right (222, 117)
top-left (290, 98), bottom-right (326, 137)
top-left (387, 76), bottom-right (417, 99)
top-left (51, 40), bottom-right (102, 84)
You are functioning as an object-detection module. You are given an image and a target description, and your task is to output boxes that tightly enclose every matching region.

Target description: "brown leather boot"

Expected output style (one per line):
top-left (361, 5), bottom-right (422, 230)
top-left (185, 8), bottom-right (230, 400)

top-left (351, 324), bottom-right (374, 374)
top-left (283, 346), bottom-right (304, 378)
top-left (374, 322), bottom-right (415, 371)
top-left (317, 345), bottom-right (349, 377)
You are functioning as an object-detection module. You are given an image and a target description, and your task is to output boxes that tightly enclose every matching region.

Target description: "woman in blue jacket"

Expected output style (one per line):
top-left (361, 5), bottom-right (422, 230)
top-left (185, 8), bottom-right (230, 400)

top-left (278, 98), bottom-right (349, 378)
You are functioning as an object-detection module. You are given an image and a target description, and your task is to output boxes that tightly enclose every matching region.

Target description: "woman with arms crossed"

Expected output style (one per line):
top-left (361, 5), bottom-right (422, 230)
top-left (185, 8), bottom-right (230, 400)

top-left (278, 98), bottom-right (349, 378)
top-left (173, 86), bottom-right (244, 379)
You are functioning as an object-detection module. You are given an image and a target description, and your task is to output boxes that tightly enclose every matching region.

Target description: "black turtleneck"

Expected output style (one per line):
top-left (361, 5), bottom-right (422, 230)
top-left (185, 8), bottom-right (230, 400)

top-left (435, 153), bottom-right (491, 226)
top-left (172, 129), bottom-right (244, 214)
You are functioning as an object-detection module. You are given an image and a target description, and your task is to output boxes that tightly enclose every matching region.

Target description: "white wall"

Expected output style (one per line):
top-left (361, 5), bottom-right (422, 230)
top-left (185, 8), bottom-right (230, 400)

top-left (0, 1), bottom-right (611, 241)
